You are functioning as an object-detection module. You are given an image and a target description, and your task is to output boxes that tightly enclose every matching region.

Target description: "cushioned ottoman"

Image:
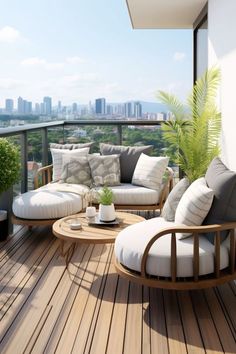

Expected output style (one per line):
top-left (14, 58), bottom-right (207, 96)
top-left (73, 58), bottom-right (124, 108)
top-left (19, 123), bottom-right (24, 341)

top-left (115, 217), bottom-right (230, 278)
top-left (13, 183), bottom-right (89, 220)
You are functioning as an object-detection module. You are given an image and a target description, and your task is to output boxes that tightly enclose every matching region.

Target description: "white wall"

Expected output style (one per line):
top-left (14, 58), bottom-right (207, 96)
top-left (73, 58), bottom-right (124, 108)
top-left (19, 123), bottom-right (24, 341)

top-left (208, 0), bottom-right (236, 171)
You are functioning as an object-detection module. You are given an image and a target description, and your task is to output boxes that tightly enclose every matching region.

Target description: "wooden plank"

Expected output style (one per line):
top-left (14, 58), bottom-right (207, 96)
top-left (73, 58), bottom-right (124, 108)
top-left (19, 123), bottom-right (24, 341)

top-left (0, 227), bottom-right (32, 267)
top-left (123, 282), bottom-right (143, 354)
top-left (0, 238), bottom-right (61, 351)
top-left (106, 276), bottom-right (130, 354)
top-left (87, 255), bottom-right (119, 354)
top-left (54, 244), bottom-right (105, 354)
top-left (142, 286), bottom-right (151, 354)
top-left (163, 290), bottom-right (187, 354)
top-left (150, 288), bottom-right (169, 354)
top-left (71, 244), bottom-right (113, 354)
top-left (216, 283), bottom-right (236, 338)
top-left (177, 291), bottom-right (204, 354)
top-left (35, 243), bottom-right (90, 353)
top-left (204, 288), bottom-right (236, 353)
top-left (25, 243), bottom-right (95, 353)
top-left (0, 233), bottom-right (53, 315)
top-left (191, 290), bottom-right (223, 353)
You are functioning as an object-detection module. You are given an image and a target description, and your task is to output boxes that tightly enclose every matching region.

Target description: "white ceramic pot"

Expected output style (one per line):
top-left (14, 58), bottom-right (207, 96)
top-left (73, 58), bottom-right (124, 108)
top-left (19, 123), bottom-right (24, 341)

top-left (99, 203), bottom-right (116, 222)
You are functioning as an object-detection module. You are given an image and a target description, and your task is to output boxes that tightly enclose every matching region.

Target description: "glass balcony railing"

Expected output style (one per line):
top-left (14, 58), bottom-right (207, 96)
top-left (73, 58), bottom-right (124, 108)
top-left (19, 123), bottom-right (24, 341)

top-left (0, 119), bottom-right (178, 194)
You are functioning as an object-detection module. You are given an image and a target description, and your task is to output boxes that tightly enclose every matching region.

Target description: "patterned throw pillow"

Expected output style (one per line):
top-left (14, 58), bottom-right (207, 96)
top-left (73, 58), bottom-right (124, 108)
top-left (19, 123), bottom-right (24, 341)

top-left (51, 147), bottom-right (89, 181)
top-left (100, 143), bottom-right (153, 183)
top-left (88, 154), bottom-right (121, 186)
top-left (61, 156), bottom-right (92, 186)
top-left (162, 178), bottom-right (190, 221)
top-left (132, 153), bottom-right (169, 191)
top-left (175, 177), bottom-right (214, 239)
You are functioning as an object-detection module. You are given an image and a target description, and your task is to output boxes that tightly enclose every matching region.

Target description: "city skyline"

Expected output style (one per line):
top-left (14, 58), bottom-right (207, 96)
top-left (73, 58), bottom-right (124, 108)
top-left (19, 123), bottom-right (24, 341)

top-left (0, 0), bottom-right (192, 106)
top-left (0, 95), bottom-right (167, 120)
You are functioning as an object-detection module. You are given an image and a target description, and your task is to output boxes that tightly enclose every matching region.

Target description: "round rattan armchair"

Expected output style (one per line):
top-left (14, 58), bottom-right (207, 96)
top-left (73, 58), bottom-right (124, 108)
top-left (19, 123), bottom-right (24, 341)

top-left (115, 222), bottom-right (236, 290)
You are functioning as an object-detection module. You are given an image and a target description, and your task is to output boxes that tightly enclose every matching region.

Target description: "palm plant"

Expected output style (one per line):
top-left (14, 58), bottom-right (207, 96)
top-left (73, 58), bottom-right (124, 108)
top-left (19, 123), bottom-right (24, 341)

top-left (157, 67), bottom-right (221, 183)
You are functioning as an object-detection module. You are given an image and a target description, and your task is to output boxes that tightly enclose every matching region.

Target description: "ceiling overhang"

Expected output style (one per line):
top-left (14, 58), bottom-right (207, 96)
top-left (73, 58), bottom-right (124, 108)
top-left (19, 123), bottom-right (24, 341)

top-left (126, 0), bottom-right (207, 29)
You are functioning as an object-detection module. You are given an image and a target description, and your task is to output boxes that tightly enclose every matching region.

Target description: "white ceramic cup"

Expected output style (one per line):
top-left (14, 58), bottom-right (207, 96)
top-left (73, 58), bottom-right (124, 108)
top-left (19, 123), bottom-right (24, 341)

top-left (86, 206), bottom-right (97, 218)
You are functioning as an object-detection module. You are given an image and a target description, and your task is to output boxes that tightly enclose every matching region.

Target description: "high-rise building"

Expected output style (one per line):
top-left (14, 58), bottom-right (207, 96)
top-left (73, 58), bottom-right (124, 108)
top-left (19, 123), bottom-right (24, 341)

top-left (124, 102), bottom-right (133, 117)
top-left (134, 101), bottom-right (142, 118)
top-left (72, 102), bottom-right (78, 114)
top-left (43, 96), bottom-right (52, 115)
top-left (35, 103), bottom-right (40, 114)
top-left (106, 104), bottom-right (113, 115)
top-left (95, 98), bottom-right (106, 115)
top-left (57, 100), bottom-right (62, 113)
top-left (17, 96), bottom-right (24, 114)
top-left (5, 99), bottom-right (14, 113)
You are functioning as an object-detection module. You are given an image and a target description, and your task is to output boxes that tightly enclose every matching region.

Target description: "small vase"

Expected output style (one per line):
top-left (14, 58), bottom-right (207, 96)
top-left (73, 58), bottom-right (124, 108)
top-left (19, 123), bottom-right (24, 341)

top-left (99, 203), bottom-right (116, 222)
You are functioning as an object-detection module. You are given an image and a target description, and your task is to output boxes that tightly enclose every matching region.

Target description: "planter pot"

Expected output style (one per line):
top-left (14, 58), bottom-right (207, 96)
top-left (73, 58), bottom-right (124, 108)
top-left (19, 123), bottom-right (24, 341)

top-left (99, 203), bottom-right (116, 222)
top-left (0, 187), bottom-right (13, 239)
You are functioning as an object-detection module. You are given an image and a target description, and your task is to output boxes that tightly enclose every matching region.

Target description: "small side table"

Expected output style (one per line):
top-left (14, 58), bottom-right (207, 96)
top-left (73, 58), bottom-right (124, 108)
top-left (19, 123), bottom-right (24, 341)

top-left (53, 212), bottom-right (144, 266)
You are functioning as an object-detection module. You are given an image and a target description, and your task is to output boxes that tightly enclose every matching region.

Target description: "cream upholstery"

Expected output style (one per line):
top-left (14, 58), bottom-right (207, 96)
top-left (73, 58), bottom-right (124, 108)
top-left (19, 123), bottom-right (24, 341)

top-left (94, 184), bottom-right (161, 206)
top-left (114, 217), bottom-right (230, 277)
top-left (13, 183), bottom-right (89, 220)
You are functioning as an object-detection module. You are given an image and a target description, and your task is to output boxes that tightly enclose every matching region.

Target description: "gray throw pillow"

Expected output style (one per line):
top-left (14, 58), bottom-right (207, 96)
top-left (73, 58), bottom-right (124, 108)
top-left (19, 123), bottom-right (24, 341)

top-left (100, 143), bottom-right (153, 183)
top-left (50, 142), bottom-right (93, 150)
top-left (61, 156), bottom-right (92, 186)
top-left (88, 154), bottom-right (121, 186)
top-left (204, 157), bottom-right (236, 243)
top-left (162, 177), bottom-right (190, 221)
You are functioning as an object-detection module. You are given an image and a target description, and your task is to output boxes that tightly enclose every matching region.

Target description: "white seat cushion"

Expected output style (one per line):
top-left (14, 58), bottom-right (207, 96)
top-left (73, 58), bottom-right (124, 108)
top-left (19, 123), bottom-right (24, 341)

top-left (94, 184), bottom-right (161, 206)
top-left (115, 217), bottom-right (230, 277)
top-left (13, 183), bottom-right (89, 220)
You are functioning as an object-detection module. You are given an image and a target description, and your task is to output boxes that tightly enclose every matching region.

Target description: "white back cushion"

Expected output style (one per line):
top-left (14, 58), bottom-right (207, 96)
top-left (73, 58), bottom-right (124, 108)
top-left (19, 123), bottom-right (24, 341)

top-left (51, 147), bottom-right (89, 181)
top-left (132, 153), bottom-right (169, 191)
top-left (175, 177), bottom-right (214, 239)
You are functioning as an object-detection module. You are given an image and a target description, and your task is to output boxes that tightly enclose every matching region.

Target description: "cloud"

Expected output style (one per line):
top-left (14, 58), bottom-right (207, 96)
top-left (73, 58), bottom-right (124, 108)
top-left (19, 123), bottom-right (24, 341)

top-left (0, 78), bottom-right (27, 89)
top-left (21, 57), bottom-right (64, 70)
top-left (173, 52), bottom-right (186, 61)
top-left (21, 57), bottom-right (47, 66)
top-left (62, 73), bottom-right (101, 87)
top-left (0, 26), bottom-right (21, 43)
top-left (66, 56), bottom-right (86, 64)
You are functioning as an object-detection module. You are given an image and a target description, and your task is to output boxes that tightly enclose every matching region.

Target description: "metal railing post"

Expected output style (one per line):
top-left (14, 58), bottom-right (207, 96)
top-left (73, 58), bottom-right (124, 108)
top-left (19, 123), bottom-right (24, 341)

top-left (20, 132), bottom-right (28, 193)
top-left (42, 128), bottom-right (48, 166)
top-left (117, 124), bottom-right (122, 145)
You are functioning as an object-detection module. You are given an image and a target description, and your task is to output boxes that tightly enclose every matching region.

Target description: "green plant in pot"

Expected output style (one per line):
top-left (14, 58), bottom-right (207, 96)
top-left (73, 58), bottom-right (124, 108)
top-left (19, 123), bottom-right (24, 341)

top-left (157, 67), bottom-right (221, 183)
top-left (98, 186), bottom-right (115, 222)
top-left (0, 138), bottom-right (21, 239)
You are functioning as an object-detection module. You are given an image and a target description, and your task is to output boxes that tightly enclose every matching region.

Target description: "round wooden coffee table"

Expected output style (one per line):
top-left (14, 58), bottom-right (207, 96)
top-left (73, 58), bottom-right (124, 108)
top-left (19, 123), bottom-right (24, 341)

top-left (53, 211), bottom-right (144, 266)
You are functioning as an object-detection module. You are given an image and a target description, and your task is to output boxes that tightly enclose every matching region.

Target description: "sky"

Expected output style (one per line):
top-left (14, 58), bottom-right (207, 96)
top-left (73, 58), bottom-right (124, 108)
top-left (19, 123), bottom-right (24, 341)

top-left (0, 0), bottom-right (193, 107)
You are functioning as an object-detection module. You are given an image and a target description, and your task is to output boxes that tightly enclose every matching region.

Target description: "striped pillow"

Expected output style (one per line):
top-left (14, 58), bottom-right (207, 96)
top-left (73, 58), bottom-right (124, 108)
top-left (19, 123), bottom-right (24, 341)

top-left (175, 177), bottom-right (214, 239)
top-left (51, 147), bottom-right (89, 181)
top-left (132, 153), bottom-right (169, 191)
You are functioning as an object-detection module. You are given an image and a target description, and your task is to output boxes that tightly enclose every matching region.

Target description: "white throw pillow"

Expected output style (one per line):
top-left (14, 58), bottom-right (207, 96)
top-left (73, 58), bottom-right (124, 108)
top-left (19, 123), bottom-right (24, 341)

top-left (175, 177), bottom-right (214, 239)
top-left (162, 177), bottom-right (190, 221)
top-left (51, 147), bottom-right (89, 181)
top-left (132, 153), bottom-right (169, 191)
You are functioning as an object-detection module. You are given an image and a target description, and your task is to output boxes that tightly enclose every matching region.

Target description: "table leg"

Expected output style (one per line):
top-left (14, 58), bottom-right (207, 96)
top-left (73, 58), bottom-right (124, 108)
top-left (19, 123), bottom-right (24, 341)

top-left (59, 240), bottom-right (76, 267)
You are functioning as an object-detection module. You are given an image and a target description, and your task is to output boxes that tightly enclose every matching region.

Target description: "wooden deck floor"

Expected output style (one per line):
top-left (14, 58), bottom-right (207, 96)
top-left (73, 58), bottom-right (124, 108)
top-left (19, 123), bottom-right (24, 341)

top-left (0, 226), bottom-right (236, 354)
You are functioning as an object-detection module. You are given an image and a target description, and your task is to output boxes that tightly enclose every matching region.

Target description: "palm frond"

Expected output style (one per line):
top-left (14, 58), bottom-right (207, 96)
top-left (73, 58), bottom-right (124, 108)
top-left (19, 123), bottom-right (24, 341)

top-left (158, 67), bottom-right (221, 182)
top-left (156, 91), bottom-right (185, 120)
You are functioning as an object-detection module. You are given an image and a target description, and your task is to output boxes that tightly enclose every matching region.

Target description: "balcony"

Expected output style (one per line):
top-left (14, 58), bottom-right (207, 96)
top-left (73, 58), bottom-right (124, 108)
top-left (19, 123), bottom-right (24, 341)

top-left (0, 120), bottom-right (236, 353)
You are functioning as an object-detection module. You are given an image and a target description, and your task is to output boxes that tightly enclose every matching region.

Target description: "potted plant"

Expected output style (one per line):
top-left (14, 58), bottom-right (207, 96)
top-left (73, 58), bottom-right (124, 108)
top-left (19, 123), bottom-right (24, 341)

top-left (157, 67), bottom-right (221, 183)
top-left (98, 186), bottom-right (116, 222)
top-left (0, 138), bottom-right (21, 240)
